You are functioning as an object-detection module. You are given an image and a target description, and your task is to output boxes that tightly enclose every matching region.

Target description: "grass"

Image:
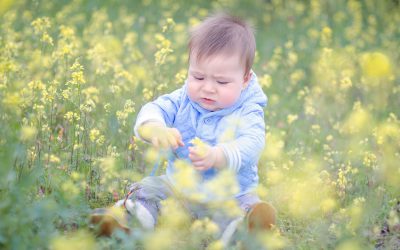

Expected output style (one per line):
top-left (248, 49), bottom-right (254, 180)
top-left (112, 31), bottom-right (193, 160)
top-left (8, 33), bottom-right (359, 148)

top-left (0, 0), bottom-right (399, 249)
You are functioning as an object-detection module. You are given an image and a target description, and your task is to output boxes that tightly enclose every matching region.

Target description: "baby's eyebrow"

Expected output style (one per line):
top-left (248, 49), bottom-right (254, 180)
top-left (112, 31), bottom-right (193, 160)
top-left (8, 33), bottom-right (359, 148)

top-left (189, 70), bottom-right (203, 75)
top-left (213, 74), bottom-right (228, 78)
top-left (213, 74), bottom-right (232, 80)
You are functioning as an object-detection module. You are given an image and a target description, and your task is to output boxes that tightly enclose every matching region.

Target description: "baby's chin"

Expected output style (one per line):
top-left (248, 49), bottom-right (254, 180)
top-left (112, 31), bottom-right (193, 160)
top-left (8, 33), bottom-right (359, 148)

top-left (200, 100), bottom-right (239, 111)
top-left (201, 101), bottom-right (238, 112)
top-left (198, 102), bottom-right (222, 111)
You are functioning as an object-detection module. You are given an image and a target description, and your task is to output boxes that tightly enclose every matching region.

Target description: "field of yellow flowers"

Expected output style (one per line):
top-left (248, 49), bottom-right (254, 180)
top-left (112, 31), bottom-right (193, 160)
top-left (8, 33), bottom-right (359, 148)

top-left (1, 0), bottom-right (399, 249)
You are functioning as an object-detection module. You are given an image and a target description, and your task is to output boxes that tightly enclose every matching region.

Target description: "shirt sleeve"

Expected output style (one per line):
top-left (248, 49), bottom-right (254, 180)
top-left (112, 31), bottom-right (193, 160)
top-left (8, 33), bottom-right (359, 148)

top-left (134, 87), bottom-right (183, 139)
top-left (218, 106), bottom-right (266, 172)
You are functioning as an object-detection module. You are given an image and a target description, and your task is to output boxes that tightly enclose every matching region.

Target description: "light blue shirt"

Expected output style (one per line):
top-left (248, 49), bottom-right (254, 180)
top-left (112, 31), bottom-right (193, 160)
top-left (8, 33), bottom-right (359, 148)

top-left (134, 73), bottom-right (267, 197)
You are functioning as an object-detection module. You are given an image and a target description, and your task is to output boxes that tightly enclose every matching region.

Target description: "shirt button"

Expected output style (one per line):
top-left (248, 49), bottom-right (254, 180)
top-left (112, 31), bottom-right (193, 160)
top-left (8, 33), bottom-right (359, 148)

top-left (205, 118), bottom-right (211, 124)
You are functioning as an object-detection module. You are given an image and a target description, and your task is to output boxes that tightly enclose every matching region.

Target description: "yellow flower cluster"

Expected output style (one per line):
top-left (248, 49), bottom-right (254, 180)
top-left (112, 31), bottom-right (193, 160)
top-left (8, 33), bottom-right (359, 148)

top-left (1, 1), bottom-right (399, 248)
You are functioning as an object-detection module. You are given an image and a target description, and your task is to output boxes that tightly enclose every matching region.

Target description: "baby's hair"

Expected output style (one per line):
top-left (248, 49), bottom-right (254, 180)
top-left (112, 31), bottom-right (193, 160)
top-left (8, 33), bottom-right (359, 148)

top-left (188, 12), bottom-right (256, 75)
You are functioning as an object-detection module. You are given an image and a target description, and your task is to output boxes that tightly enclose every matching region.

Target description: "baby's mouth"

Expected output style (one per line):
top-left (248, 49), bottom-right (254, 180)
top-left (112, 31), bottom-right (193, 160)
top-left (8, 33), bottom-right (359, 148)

top-left (201, 97), bottom-right (215, 103)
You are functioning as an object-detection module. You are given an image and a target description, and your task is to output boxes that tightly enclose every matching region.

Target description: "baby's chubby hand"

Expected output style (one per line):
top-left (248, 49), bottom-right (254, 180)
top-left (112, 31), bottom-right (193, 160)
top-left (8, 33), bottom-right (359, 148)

top-left (189, 137), bottom-right (218, 171)
top-left (138, 122), bottom-right (184, 150)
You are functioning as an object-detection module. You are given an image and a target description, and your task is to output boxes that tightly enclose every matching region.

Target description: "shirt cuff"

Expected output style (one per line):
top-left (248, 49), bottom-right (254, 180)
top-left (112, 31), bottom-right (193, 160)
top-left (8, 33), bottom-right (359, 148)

top-left (134, 108), bottom-right (166, 140)
top-left (218, 143), bottom-right (241, 172)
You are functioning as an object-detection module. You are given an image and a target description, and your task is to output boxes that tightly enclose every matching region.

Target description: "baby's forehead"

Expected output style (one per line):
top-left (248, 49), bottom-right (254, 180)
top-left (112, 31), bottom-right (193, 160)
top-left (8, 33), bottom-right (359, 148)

top-left (191, 47), bottom-right (240, 59)
top-left (190, 50), bottom-right (245, 66)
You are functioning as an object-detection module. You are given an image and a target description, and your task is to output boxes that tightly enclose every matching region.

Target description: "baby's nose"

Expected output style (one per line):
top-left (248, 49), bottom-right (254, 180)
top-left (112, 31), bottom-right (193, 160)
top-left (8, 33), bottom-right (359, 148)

top-left (202, 80), bottom-right (215, 92)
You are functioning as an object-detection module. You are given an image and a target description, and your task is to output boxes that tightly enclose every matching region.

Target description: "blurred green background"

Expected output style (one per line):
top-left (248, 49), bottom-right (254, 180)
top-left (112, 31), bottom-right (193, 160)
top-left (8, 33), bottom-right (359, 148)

top-left (1, 0), bottom-right (399, 249)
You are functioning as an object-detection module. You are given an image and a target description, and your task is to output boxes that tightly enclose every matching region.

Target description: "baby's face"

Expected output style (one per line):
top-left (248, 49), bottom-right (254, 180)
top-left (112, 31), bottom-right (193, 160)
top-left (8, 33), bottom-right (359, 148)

top-left (187, 52), bottom-right (251, 111)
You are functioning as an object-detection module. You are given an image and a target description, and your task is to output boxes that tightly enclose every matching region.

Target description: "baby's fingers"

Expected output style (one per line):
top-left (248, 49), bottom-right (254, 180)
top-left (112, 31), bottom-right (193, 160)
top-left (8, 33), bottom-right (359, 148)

top-left (166, 133), bottom-right (179, 149)
top-left (170, 128), bottom-right (184, 146)
top-left (188, 147), bottom-right (201, 158)
top-left (160, 135), bottom-right (172, 149)
top-left (152, 135), bottom-right (169, 149)
top-left (191, 159), bottom-right (204, 167)
top-left (192, 161), bottom-right (208, 171)
top-left (189, 152), bottom-right (202, 162)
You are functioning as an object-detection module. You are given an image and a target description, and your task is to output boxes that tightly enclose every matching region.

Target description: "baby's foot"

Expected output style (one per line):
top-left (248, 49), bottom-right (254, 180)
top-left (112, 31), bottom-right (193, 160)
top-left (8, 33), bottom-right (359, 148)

top-left (90, 199), bottom-right (155, 236)
top-left (246, 202), bottom-right (277, 231)
top-left (90, 206), bottom-right (130, 237)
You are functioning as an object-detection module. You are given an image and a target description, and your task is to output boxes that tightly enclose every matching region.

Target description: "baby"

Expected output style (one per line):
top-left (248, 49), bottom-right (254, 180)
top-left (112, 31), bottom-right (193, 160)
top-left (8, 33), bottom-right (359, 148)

top-left (91, 13), bottom-right (276, 245)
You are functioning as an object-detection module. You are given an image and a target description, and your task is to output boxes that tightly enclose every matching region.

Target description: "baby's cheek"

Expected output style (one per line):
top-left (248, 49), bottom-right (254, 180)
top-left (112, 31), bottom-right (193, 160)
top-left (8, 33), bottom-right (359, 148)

top-left (187, 80), bottom-right (200, 100)
top-left (221, 91), bottom-right (240, 107)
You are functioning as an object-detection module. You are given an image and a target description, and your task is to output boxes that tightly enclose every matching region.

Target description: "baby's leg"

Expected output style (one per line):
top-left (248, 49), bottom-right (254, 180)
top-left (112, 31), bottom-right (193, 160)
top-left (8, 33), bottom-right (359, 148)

top-left (91, 175), bottom-right (173, 235)
top-left (123, 175), bottom-right (174, 229)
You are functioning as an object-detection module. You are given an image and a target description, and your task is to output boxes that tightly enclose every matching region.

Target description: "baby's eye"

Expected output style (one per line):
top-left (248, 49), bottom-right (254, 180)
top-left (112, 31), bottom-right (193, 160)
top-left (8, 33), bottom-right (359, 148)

top-left (194, 76), bottom-right (204, 81)
top-left (217, 81), bottom-right (229, 84)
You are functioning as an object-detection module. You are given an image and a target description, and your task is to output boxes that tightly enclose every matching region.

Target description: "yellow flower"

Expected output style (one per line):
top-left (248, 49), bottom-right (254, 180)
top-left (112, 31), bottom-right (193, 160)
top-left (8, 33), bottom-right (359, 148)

top-left (144, 229), bottom-right (174, 250)
top-left (49, 154), bottom-right (61, 164)
top-left (363, 152), bottom-right (377, 168)
top-left (336, 239), bottom-right (362, 250)
top-left (339, 77), bottom-right (352, 90)
top-left (207, 240), bottom-right (224, 250)
top-left (204, 170), bottom-right (239, 200)
top-left (162, 18), bottom-right (175, 33)
top-left (100, 157), bottom-right (116, 173)
top-left (142, 88), bottom-right (153, 100)
top-left (259, 74), bottom-right (272, 89)
top-left (3, 92), bottom-right (22, 107)
top-left (287, 51), bottom-right (298, 66)
top-left (71, 71), bottom-right (86, 85)
top-left (20, 126), bottom-right (37, 141)
top-left (342, 104), bottom-right (371, 134)
top-left (290, 69), bottom-right (305, 85)
top-left (321, 26), bottom-right (332, 46)
top-left (59, 25), bottom-right (75, 39)
top-left (190, 137), bottom-right (208, 157)
top-left (191, 217), bottom-right (219, 236)
top-left (0, 0), bottom-right (14, 14)
top-left (71, 171), bottom-right (81, 181)
top-left (175, 69), bottom-right (187, 83)
top-left (89, 129), bottom-right (100, 142)
top-left (69, 60), bottom-right (86, 85)
top-left (51, 230), bottom-right (96, 250)
top-left (61, 180), bottom-right (80, 197)
top-left (258, 230), bottom-right (287, 249)
top-left (145, 147), bottom-right (159, 164)
top-left (173, 160), bottom-right (200, 190)
top-left (361, 52), bottom-right (392, 78)
top-left (264, 132), bottom-right (284, 160)
top-left (31, 17), bottom-right (51, 34)
top-left (287, 114), bottom-right (298, 124)
top-left (41, 32), bottom-right (53, 46)
top-left (204, 218), bottom-right (219, 235)
top-left (266, 168), bottom-right (284, 185)
top-left (155, 47), bottom-right (173, 66)
top-left (64, 111), bottom-right (73, 122)
top-left (103, 103), bottom-right (111, 113)
top-left (158, 198), bottom-right (190, 229)
top-left (320, 198), bottom-right (336, 213)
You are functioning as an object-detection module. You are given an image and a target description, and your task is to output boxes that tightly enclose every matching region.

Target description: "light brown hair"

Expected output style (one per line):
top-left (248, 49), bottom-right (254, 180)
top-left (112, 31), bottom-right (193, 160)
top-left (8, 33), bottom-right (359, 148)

top-left (188, 13), bottom-right (256, 75)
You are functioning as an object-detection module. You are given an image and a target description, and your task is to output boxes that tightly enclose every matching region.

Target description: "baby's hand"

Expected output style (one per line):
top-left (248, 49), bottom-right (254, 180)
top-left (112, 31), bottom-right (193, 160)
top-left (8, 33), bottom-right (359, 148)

top-left (138, 122), bottom-right (184, 149)
top-left (189, 137), bottom-right (217, 171)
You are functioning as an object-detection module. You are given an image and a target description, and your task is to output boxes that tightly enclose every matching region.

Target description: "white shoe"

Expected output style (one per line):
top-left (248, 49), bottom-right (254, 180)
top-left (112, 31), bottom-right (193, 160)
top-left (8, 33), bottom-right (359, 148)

top-left (220, 216), bottom-right (244, 247)
top-left (124, 199), bottom-right (155, 230)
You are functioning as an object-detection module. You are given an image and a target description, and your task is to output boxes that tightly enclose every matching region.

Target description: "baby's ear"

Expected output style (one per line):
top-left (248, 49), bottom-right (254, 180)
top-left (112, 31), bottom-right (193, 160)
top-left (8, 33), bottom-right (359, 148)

top-left (243, 71), bottom-right (253, 88)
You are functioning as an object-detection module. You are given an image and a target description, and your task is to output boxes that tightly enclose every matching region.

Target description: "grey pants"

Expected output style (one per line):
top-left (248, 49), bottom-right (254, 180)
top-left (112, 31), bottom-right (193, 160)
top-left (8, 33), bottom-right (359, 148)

top-left (127, 175), bottom-right (261, 233)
